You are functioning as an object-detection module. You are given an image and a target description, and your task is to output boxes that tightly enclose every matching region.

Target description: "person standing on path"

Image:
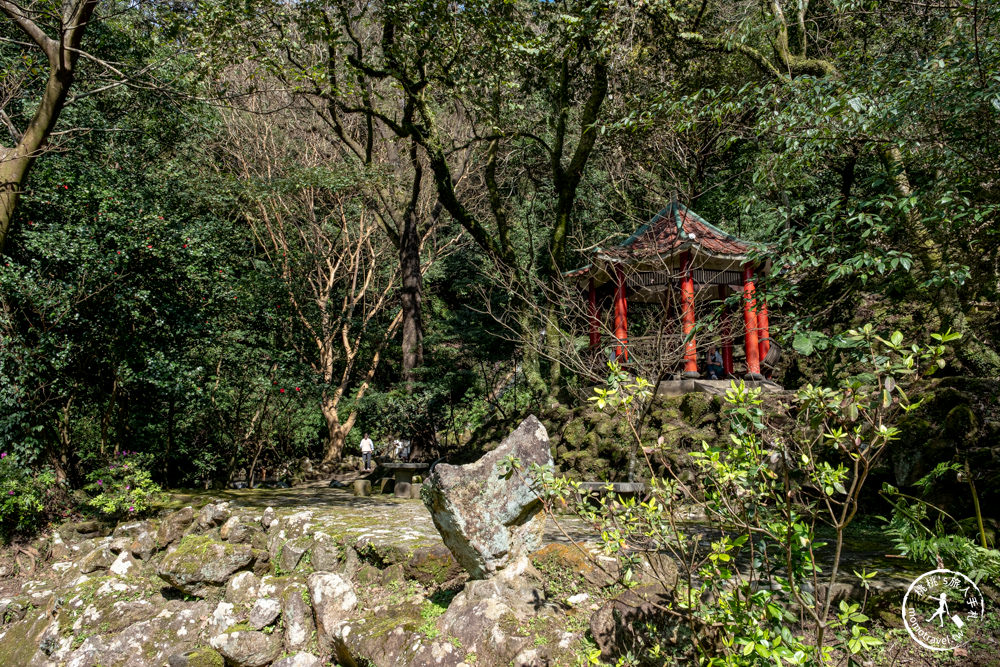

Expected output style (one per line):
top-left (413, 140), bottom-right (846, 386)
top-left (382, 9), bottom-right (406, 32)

top-left (360, 433), bottom-right (374, 471)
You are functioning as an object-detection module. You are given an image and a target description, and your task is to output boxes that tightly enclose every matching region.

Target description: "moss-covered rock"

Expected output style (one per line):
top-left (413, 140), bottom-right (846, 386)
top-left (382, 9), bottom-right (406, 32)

top-left (403, 545), bottom-right (463, 587)
top-left (944, 404), bottom-right (979, 442)
top-left (561, 418), bottom-right (589, 449)
top-left (157, 535), bottom-right (254, 597)
top-left (531, 543), bottom-right (615, 595)
top-left (167, 646), bottom-right (225, 667)
top-left (209, 629), bottom-right (282, 667)
top-left (679, 393), bottom-right (715, 426)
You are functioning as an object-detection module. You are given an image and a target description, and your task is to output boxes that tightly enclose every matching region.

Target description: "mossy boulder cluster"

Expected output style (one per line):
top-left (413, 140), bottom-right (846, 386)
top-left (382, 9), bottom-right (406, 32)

top-left (0, 490), bottom-right (622, 666)
top-left (533, 392), bottom-right (741, 483)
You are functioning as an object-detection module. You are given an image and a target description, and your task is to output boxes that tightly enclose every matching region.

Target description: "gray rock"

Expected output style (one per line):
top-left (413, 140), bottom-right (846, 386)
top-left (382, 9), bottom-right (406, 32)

top-left (310, 537), bottom-right (340, 572)
top-left (58, 520), bottom-right (104, 542)
top-left (272, 652), bottom-right (323, 667)
top-left (157, 507), bottom-right (194, 547)
top-left (432, 572), bottom-right (546, 664)
top-left (281, 582), bottom-right (316, 652)
top-left (260, 506), bottom-right (276, 530)
top-left (197, 501), bottom-right (232, 530)
top-left (333, 602), bottom-right (426, 667)
top-left (109, 550), bottom-right (140, 577)
top-left (307, 572), bottom-right (357, 650)
top-left (60, 599), bottom-right (212, 666)
top-left (157, 536), bottom-right (254, 597)
top-left (255, 573), bottom-right (305, 603)
top-left (352, 479), bottom-right (371, 496)
top-left (209, 630), bottom-right (282, 667)
top-left (265, 511), bottom-right (314, 566)
top-left (79, 547), bottom-right (116, 573)
top-left (109, 535), bottom-right (132, 554)
top-left (221, 515), bottom-right (260, 544)
top-left (225, 570), bottom-right (260, 607)
top-left (111, 520), bottom-right (158, 559)
top-left (422, 415), bottom-right (553, 579)
top-left (279, 538), bottom-right (312, 572)
top-left (207, 600), bottom-right (242, 636)
top-left (248, 597), bottom-right (281, 629)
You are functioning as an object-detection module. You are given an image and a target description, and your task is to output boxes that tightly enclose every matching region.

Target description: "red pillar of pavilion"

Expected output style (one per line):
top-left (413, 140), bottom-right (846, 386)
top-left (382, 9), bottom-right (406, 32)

top-left (588, 277), bottom-right (600, 349)
top-left (720, 285), bottom-right (734, 377)
top-left (743, 264), bottom-right (762, 379)
top-left (614, 265), bottom-right (628, 360)
top-left (680, 251), bottom-right (699, 377)
top-left (757, 298), bottom-right (770, 362)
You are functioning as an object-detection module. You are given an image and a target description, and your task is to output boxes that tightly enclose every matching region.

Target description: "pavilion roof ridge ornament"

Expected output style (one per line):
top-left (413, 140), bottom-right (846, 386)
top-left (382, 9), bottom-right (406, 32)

top-left (598, 200), bottom-right (760, 263)
top-left (562, 200), bottom-right (766, 279)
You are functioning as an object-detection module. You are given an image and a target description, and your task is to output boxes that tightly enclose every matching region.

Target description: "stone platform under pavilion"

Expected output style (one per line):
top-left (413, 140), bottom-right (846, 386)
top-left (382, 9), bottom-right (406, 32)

top-left (655, 378), bottom-right (785, 396)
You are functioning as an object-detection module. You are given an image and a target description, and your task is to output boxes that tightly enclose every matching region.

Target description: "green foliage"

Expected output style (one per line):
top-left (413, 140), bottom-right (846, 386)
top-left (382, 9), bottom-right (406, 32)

top-left (82, 452), bottom-right (164, 519)
top-left (0, 452), bottom-right (55, 540)
top-left (418, 596), bottom-right (449, 639)
top-left (532, 328), bottom-right (957, 664)
top-left (881, 460), bottom-right (1000, 583)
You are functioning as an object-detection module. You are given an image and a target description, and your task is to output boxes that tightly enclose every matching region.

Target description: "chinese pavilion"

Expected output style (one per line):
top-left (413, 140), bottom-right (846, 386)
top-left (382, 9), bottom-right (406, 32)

top-left (565, 202), bottom-right (775, 381)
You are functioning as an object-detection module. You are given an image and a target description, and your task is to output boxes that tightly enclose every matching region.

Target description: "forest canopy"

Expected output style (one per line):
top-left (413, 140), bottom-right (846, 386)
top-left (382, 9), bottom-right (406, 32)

top-left (0, 0), bottom-right (996, 491)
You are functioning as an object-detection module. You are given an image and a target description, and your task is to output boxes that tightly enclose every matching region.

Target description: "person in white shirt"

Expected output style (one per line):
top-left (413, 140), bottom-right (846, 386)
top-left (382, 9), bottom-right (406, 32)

top-left (360, 433), bottom-right (374, 471)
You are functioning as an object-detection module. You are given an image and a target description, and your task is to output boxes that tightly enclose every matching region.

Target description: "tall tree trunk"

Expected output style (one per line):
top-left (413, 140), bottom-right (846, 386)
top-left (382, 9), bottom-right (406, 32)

top-left (100, 373), bottom-right (118, 455)
top-left (321, 393), bottom-right (359, 464)
top-left (881, 147), bottom-right (1000, 376)
top-left (400, 145), bottom-right (424, 388)
top-left (0, 0), bottom-right (99, 251)
top-left (50, 395), bottom-right (74, 484)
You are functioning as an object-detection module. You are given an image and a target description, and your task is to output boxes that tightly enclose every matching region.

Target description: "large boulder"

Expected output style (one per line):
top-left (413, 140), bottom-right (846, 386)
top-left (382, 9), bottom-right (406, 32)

top-left (422, 415), bottom-right (553, 579)
top-left (157, 507), bottom-right (195, 547)
top-left (307, 572), bottom-right (357, 650)
top-left (209, 630), bottom-right (282, 667)
top-left (110, 520), bottom-right (158, 560)
top-left (157, 536), bottom-right (254, 597)
top-left (281, 582), bottom-right (316, 652)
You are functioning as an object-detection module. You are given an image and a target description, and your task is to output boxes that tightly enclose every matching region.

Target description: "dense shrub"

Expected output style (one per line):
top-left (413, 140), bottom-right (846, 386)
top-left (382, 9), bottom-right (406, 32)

top-left (82, 452), bottom-right (164, 519)
top-left (0, 453), bottom-right (56, 540)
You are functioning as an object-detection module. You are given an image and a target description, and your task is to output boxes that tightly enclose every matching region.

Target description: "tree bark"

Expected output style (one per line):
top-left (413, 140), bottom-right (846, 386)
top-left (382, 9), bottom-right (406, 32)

top-left (0, 0), bottom-right (99, 252)
top-left (880, 147), bottom-right (1000, 376)
top-left (400, 144), bottom-right (424, 388)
